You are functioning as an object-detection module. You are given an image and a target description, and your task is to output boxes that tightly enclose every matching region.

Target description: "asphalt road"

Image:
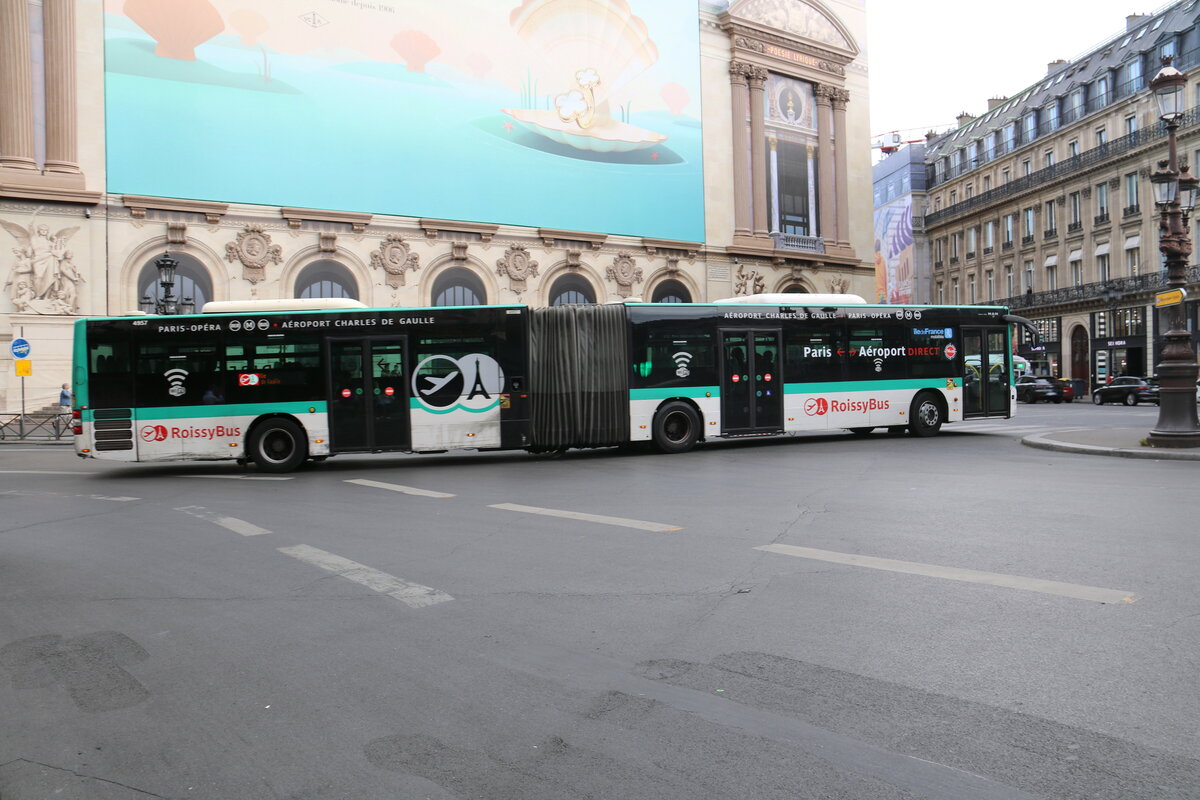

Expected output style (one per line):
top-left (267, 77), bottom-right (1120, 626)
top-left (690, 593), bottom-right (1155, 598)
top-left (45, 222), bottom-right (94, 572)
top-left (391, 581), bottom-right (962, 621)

top-left (2, 404), bottom-right (1198, 799)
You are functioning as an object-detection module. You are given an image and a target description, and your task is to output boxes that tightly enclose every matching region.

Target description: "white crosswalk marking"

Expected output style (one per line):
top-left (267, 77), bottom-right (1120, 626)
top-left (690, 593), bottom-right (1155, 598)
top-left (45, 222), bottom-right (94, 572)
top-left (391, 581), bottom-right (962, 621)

top-left (175, 505), bottom-right (271, 536)
top-left (278, 544), bottom-right (453, 608)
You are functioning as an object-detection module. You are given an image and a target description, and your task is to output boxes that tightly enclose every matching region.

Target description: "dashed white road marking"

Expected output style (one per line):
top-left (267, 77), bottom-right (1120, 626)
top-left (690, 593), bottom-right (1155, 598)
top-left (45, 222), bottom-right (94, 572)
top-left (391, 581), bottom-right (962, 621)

top-left (179, 474), bottom-right (294, 481)
top-left (344, 478), bottom-right (454, 498)
top-left (489, 502), bottom-right (681, 532)
top-left (175, 505), bottom-right (271, 536)
top-left (277, 544), bottom-right (453, 608)
top-left (755, 543), bottom-right (1139, 604)
top-left (2, 489), bottom-right (139, 502)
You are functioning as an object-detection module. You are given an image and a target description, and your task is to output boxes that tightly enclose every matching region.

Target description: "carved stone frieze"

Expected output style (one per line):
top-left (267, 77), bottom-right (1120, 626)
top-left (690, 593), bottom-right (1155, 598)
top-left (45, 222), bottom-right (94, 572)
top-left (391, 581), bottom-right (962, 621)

top-left (732, 0), bottom-right (854, 51)
top-left (495, 244), bottom-right (539, 292)
top-left (369, 233), bottom-right (420, 289)
top-left (224, 224), bottom-right (282, 284)
top-left (318, 231), bottom-right (338, 254)
top-left (1, 215), bottom-right (84, 314)
top-left (733, 264), bottom-right (765, 295)
top-left (166, 222), bottom-right (187, 245)
top-left (827, 275), bottom-right (850, 294)
top-left (606, 253), bottom-right (643, 297)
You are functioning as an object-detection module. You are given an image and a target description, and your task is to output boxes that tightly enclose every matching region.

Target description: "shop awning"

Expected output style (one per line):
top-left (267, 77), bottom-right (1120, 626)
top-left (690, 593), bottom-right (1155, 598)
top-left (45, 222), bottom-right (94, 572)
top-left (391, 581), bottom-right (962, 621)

top-left (1125, 235), bottom-right (1140, 249)
top-left (1068, 249), bottom-right (1083, 262)
top-left (1095, 241), bottom-right (1110, 256)
top-left (1043, 253), bottom-right (1058, 267)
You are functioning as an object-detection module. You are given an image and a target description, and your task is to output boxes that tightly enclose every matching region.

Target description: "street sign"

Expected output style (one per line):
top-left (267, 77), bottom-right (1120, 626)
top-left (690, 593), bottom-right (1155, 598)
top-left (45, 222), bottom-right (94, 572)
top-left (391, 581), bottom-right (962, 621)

top-left (1155, 288), bottom-right (1187, 308)
top-left (10, 337), bottom-right (30, 359)
top-left (14, 359), bottom-right (31, 377)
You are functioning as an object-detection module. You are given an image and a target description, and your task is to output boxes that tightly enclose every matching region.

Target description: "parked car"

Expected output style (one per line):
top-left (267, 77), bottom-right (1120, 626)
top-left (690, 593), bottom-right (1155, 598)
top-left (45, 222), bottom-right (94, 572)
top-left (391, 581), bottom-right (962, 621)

top-left (1091, 376), bottom-right (1159, 406)
top-left (1015, 375), bottom-right (1066, 403)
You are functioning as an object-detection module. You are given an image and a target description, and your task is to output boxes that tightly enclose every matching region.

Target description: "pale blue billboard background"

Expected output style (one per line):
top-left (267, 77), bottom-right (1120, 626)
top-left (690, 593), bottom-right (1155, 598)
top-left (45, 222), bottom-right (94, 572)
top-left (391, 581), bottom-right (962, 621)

top-left (104, 0), bottom-right (704, 241)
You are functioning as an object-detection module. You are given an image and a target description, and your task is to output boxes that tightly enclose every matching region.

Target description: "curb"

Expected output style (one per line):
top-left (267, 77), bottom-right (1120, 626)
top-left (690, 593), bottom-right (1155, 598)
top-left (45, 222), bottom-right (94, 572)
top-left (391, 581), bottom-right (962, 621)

top-left (1021, 431), bottom-right (1200, 460)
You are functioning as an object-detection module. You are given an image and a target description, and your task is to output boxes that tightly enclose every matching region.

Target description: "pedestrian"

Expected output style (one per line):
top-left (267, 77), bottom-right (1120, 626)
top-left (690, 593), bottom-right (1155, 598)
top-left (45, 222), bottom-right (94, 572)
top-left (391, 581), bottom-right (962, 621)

top-left (59, 383), bottom-right (72, 411)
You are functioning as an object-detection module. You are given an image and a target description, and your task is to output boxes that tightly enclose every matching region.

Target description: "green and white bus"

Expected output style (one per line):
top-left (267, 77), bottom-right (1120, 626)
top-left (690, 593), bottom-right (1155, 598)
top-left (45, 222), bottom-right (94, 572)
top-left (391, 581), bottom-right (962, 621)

top-left (71, 295), bottom-right (1027, 471)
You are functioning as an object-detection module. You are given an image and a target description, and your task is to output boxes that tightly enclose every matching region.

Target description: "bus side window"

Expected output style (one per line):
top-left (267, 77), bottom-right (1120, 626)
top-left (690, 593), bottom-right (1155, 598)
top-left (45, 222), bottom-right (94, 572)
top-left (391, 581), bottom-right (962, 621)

top-left (88, 330), bottom-right (134, 407)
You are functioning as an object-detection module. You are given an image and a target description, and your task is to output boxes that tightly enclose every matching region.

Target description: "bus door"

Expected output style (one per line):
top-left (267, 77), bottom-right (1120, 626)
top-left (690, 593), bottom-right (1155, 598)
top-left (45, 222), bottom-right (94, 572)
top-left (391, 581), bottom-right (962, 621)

top-left (962, 327), bottom-right (1011, 417)
top-left (326, 337), bottom-right (409, 451)
top-left (720, 329), bottom-right (783, 435)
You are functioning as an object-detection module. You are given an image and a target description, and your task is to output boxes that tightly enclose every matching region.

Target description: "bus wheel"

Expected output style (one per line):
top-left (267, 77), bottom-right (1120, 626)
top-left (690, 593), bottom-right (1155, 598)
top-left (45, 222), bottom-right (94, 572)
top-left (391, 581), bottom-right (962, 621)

top-left (908, 393), bottom-right (943, 437)
top-left (249, 419), bottom-right (308, 473)
top-left (652, 402), bottom-right (700, 454)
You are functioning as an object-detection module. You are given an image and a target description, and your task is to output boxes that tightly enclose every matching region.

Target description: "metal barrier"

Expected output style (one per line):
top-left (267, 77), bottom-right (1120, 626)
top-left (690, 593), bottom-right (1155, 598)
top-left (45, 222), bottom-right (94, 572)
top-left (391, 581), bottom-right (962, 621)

top-left (0, 413), bottom-right (73, 440)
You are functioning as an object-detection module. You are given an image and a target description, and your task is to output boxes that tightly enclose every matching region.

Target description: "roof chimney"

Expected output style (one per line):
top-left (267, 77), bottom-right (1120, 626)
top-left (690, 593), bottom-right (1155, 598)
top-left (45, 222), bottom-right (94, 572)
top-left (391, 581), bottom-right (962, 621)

top-left (926, 130), bottom-right (940, 142)
top-left (1127, 14), bottom-right (1148, 31)
top-left (1047, 59), bottom-right (1068, 75)
top-left (956, 110), bottom-right (976, 127)
top-left (987, 96), bottom-right (1008, 111)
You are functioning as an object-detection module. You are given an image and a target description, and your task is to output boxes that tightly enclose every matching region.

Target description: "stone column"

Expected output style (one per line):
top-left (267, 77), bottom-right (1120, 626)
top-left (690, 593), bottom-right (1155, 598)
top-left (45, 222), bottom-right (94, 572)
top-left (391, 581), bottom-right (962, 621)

top-left (0, 0), bottom-right (38, 173)
top-left (43, 0), bottom-right (81, 177)
top-left (768, 135), bottom-right (779, 234)
top-left (748, 66), bottom-right (769, 239)
top-left (806, 144), bottom-right (818, 237)
top-left (832, 89), bottom-right (851, 249)
top-left (814, 85), bottom-right (836, 248)
top-left (729, 61), bottom-right (752, 240)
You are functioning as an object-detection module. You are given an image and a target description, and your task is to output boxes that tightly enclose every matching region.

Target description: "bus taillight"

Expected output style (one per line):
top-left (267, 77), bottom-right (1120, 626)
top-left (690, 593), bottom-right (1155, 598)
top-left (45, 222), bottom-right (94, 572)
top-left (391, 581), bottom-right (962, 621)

top-left (71, 409), bottom-right (81, 420)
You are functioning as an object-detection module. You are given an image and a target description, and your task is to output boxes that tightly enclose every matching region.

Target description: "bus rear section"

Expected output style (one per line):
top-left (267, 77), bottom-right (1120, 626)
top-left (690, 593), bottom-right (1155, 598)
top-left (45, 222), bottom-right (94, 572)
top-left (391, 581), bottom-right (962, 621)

top-left (72, 306), bottom-right (532, 470)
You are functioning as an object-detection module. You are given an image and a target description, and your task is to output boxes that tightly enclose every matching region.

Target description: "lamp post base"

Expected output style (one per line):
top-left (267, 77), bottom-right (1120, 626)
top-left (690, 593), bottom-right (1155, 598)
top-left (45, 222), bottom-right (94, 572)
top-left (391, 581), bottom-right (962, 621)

top-left (1148, 331), bottom-right (1200, 448)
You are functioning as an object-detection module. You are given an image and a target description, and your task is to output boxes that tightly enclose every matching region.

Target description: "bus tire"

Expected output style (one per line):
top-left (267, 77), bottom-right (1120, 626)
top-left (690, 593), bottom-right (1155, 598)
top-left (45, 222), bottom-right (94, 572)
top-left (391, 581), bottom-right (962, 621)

top-left (652, 401), bottom-right (700, 454)
top-left (908, 392), bottom-right (944, 437)
top-left (248, 418), bottom-right (308, 473)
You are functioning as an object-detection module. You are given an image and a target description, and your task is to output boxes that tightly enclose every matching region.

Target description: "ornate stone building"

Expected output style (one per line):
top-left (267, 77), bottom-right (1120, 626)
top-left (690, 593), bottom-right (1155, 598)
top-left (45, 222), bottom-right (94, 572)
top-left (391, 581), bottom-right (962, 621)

top-left (0, 0), bottom-right (871, 412)
top-left (923, 0), bottom-right (1200, 392)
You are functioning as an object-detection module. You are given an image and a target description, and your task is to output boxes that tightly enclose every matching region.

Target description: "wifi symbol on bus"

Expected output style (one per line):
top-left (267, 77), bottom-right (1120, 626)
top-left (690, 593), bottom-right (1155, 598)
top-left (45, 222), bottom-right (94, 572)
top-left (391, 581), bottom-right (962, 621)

top-left (873, 358), bottom-right (884, 373)
top-left (673, 351), bottom-right (693, 378)
top-left (164, 368), bottom-right (189, 397)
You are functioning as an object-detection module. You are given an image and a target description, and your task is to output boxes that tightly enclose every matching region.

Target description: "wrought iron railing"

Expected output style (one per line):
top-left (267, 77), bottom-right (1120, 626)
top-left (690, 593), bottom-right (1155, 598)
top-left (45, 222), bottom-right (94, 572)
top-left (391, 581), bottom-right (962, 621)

top-left (994, 266), bottom-right (1200, 310)
top-left (0, 413), bottom-right (73, 440)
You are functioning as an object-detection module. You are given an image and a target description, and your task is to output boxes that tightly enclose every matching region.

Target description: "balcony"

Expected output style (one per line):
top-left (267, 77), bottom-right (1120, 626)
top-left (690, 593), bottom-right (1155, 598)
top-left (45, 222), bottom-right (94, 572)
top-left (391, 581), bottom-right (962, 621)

top-left (770, 233), bottom-right (825, 254)
top-left (1094, 212), bottom-right (1110, 225)
top-left (1002, 241), bottom-right (1013, 250)
top-left (925, 108), bottom-right (1200, 224)
top-left (1067, 221), bottom-right (1083, 234)
top-left (997, 266), bottom-right (1200, 311)
top-left (1044, 228), bottom-right (1057, 239)
top-left (1123, 204), bottom-right (1141, 217)
top-left (1022, 234), bottom-right (1035, 245)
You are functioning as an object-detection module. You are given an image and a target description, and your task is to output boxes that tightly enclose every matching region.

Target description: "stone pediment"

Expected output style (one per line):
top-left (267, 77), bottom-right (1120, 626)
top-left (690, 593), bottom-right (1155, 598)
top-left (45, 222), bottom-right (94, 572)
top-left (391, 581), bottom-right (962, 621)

top-left (728, 0), bottom-right (858, 56)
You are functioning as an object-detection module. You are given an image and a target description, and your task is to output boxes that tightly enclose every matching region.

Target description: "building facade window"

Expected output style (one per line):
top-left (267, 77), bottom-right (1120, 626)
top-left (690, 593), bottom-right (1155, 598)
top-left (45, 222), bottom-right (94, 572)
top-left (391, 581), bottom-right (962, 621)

top-left (1047, 264), bottom-right (1058, 290)
top-left (1125, 115), bottom-right (1138, 135)
top-left (1071, 259), bottom-right (1083, 286)
top-left (1068, 192), bottom-right (1081, 227)
top-left (1044, 200), bottom-right (1057, 233)
top-left (431, 268), bottom-right (486, 306)
top-left (1095, 182), bottom-right (1109, 217)
top-left (1005, 265), bottom-right (1014, 296)
top-left (651, 279), bottom-right (691, 303)
top-left (1023, 207), bottom-right (1035, 237)
top-left (1125, 172), bottom-right (1139, 213)
top-left (295, 260), bottom-right (358, 299)
top-left (547, 273), bottom-right (596, 306)
top-left (1023, 260), bottom-right (1034, 292)
top-left (986, 269), bottom-right (994, 300)
top-left (1097, 253), bottom-right (1110, 282)
top-left (1126, 246), bottom-right (1139, 276)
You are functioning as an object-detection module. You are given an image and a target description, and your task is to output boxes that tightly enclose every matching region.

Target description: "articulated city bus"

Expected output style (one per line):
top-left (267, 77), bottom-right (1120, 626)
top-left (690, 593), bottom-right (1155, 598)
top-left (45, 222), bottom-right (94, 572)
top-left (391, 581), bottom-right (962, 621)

top-left (71, 296), bottom-right (1026, 471)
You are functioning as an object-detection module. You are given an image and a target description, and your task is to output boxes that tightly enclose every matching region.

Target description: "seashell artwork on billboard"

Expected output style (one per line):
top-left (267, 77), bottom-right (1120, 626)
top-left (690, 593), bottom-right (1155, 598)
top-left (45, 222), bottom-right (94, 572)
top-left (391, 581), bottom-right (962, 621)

top-left (505, 0), bottom-right (666, 152)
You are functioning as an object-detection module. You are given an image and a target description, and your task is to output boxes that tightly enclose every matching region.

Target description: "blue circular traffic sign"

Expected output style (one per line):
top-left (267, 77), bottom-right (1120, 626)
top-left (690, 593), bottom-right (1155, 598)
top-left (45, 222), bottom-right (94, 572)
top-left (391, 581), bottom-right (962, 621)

top-left (11, 338), bottom-right (30, 359)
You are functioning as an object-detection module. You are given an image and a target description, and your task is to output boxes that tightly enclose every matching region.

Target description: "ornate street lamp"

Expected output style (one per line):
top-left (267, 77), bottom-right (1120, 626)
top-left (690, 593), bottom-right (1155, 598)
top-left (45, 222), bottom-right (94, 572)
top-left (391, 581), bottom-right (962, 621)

top-left (139, 252), bottom-right (195, 315)
top-left (1147, 57), bottom-right (1200, 447)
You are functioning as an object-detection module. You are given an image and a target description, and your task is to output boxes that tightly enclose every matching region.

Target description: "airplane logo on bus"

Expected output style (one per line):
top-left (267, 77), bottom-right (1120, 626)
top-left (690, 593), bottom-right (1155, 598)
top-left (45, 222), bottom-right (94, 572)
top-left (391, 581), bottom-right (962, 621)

top-left (412, 353), bottom-right (505, 414)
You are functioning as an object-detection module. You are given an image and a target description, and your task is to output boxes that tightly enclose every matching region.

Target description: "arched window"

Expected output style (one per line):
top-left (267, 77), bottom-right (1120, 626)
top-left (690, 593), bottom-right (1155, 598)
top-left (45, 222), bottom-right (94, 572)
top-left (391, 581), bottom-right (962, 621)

top-left (548, 273), bottom-right (596, 306)
top-left (137, 253), bottom-right (212, 311)
top-left (651, 279), bottom-right (691, 303)
top-left (432, 267), bottom-right (486, 306)
top-left (295, 260), bottom-right (358, 299)
top-left (782, 284), bottom-right (810, 293)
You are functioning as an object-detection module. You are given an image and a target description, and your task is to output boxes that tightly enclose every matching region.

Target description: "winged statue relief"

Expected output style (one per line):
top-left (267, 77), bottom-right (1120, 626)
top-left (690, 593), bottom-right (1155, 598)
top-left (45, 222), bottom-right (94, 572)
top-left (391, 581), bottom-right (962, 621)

top-left (2, 216), bottom-right (82, 314)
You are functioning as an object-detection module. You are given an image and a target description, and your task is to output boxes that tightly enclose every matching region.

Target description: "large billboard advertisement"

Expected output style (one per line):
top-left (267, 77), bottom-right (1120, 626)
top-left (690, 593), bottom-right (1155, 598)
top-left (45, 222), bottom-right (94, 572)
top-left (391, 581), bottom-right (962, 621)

top-left (873, 196), bottom-right (914, 304)
top-left (103, 0), bottom-right (704, 241)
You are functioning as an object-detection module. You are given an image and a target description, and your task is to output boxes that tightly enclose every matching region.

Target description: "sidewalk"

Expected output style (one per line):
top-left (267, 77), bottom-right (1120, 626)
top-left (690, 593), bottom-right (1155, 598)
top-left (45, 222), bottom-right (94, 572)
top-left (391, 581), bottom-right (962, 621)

top-left (1022, 427), bottom-right (1200, 460)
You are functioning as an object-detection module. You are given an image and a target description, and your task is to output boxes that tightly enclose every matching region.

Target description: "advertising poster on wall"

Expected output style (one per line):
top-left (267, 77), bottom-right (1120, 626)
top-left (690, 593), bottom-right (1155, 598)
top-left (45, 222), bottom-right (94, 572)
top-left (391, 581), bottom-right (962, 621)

top-left (873, 195), bottom-right (914, 303)
top-left (103, 0), bottom-right (704, 241)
